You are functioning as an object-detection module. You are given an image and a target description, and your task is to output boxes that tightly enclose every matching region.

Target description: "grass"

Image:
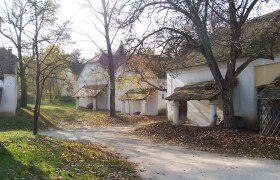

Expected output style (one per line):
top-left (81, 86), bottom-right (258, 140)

top-left (1, 100), bottom-right (164, 131)
top-left (0, 101), bottom-right (141, 179)
top-left (38, 101), bottom-right (164, 130)
top-left (0, 131), bottom-right (138, 179)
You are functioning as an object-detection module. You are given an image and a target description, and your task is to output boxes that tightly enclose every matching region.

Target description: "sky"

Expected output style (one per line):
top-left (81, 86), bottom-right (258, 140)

top-left (58, 0), bottom-right (280, 60)
top-left (58, 0), bottom-right (102, 59)
top-left (1, 0), bottom-right (280, 60)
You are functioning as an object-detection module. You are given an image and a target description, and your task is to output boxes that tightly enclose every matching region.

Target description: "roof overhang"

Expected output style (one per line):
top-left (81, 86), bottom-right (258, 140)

top-left (119, 88), bottom-right (155, 101)
top-left (166, 81), bottom-right (220, 101)
top-left (73, 84), bottom-right (107, 98)
top-left (257, 76), bottom-right (280, 100)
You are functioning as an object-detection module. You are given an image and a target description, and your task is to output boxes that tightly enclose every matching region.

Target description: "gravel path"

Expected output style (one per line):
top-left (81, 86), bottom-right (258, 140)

top-left (41, 127), bottom-right (280, 180)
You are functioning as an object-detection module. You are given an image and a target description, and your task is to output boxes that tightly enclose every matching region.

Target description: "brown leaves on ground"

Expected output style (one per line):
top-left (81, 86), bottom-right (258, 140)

top-left (134, 122), bottom-right (280, 160)
top-left (46, 108), bottom-right (166, 130)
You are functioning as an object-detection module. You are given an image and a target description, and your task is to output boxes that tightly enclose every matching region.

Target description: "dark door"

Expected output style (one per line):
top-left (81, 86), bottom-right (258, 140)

top-left (179, 101), bottom-right (188, 119)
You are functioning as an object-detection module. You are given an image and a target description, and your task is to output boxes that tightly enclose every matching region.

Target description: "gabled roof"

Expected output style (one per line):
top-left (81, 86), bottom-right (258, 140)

top-left (119, 88), bottom-right (156, 101)
top-left (88, 53), bottom-right (126, 71)
top-left (73, 84), bottom-right (107, 98)
top-left (258, 76), bottom-right (280, 100)
top-left (166, 81), bottom-right (220, 101)
top-left (0, 48), bottom-right (17, 75)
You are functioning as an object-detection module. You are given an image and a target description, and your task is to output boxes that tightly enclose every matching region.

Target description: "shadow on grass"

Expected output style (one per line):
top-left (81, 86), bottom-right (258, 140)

top-left (0, 107), bottom-right (61, 131)
top-left (0, 143), bottom-right (46, 179)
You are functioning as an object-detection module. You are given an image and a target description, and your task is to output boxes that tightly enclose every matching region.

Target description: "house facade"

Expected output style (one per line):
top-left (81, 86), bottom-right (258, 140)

top-left (0, 48), bottom-right (17, 116)
top-left (72, 53), bottom-right (166, 115)
top-left (166, 56), bottom-right (280, 129)
top-left (166, 9), bottom-right (280, 131)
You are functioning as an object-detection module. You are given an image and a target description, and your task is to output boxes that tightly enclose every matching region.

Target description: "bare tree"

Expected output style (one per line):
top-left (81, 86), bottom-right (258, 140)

top-left (84, 0), bottom-right (129, 117)
top-left (0, 0), bottom-right (34, 107)
top-left (126, 0), bottom-right (280, 128)
top-left (28, 0), bottom-right (70, 135)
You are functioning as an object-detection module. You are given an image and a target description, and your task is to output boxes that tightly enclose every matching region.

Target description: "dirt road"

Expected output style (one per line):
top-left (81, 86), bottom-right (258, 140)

top-left (41, 127), bottom-right (280, 180)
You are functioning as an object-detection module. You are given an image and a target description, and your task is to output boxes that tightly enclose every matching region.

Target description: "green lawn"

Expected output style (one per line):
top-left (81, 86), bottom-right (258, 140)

top-left (0, 131), bottom-right (138, 179)
top-left (0, 101), bottom-right (141, 179)
top-left (0, 100), bottom-right (164, 131)
top-left (39, 101), bottom-right (164, 129)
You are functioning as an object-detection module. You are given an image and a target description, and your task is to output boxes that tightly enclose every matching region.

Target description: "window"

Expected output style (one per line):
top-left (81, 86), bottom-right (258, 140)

top-left (162, 93), bottom-right (165, 100)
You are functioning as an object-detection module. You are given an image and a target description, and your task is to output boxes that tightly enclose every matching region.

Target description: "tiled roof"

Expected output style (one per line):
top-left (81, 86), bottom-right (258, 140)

top-left (73, 84), bottom-right (107, 98)
top-left (257, 76), bottom-right (280, 100)
top-left (165, 81), bottom-right (220, 101)
top-left (119, 88), bottom-right (155, 101)
top-left (0, 48), bottom-right (17, 75)
top-left (88, 53), bottom-right (126, 71)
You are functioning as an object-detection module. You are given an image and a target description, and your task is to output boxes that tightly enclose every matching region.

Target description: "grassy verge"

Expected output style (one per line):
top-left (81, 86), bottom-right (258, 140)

top-left (38, 101), bottom-right (165, 129)
top-left (0, 101), bottom-right (141, 179)
top-left (0, 131), bottom-right (138, 179)
top-left (1, 101), bottom-right (165, 131)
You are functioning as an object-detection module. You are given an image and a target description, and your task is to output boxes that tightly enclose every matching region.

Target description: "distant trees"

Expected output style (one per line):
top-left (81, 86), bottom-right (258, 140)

top-left (125, 0), bottom-right (280, 129)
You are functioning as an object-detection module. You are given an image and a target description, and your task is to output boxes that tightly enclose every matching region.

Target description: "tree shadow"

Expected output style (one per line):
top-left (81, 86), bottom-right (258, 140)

top-left (0, 143), bottom-right (47, 179)
top-left (0, 107), bottom-right (62, 131)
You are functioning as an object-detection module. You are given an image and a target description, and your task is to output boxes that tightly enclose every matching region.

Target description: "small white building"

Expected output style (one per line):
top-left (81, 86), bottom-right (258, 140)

top-left (119, 88), bottom-right (166, 115)
top-left (166, 56), bottom-right (280, 129)
top-left (72, 53), bottom-right (116, 110)
top-left (72, 53), bottom-right (167, 115)
top-left (166, 10), bottom-right (280, 130)
top-left (0, 48), bottom-right (17, 116)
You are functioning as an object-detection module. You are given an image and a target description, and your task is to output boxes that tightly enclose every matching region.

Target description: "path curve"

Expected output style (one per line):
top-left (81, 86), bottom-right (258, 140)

top-left (41, 127), bottom-right (280, 180)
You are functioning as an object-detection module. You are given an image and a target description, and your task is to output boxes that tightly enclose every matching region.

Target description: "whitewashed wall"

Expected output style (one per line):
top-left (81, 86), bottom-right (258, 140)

top-left (145, 91), bottom-right (158, 115)
top-left (167, 56), bottom-right (280, 128)
top-left (76, 63), bottom-right (108, 90)
top-left (97, 87), bottom-right (109, 110)
top-left (79, 97), bottom-right (93, 108)
top-left (157, 91), bottom-right (167, 110)
top-left (75, 63), bottom-right (168, 113)
top-left (122, 91), bottom-right (164, 115)
top-left (124, 101), bottom-right (141, 114)
top-left (76, 63), bottom-right (109, 109)
top-left (0, 74), bottom-right (17, 116)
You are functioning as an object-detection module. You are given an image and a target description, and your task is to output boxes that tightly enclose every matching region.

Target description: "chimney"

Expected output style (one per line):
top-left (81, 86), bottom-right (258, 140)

top-left (8, 47), bottom-right (12, 53)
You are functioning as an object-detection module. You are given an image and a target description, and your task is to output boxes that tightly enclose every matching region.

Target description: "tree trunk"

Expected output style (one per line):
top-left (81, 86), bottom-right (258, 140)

top-left (33, 101), bottom-right (39, 135)
top-left (49, 81), bottom-right (53, 103)
top-left (221, 87), bottom-right (236, 129)
top-left (102, 0), bottom-right (116, 117)
top-left (19, 55), bottom-right (28, 108)
top-left (33, 69), bottom-right (40, 135)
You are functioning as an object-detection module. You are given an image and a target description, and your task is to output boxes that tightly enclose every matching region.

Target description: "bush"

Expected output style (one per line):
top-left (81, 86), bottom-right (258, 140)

top-left (58, 96), bottom-right (73, 102)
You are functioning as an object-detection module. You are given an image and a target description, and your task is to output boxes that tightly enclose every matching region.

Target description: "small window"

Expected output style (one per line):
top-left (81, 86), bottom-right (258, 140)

top-left (162, 93), bottom-right (165, 100)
